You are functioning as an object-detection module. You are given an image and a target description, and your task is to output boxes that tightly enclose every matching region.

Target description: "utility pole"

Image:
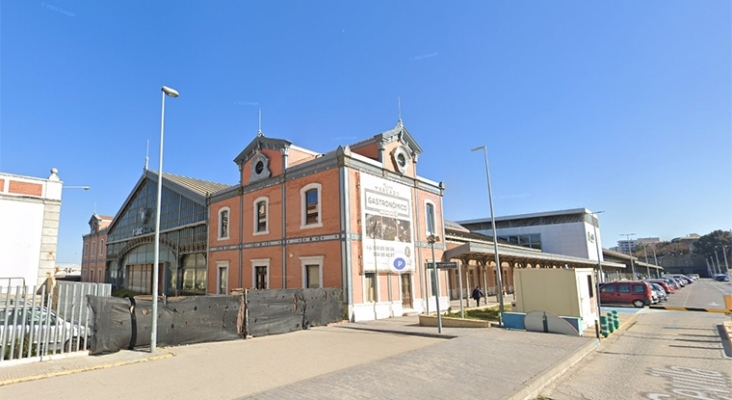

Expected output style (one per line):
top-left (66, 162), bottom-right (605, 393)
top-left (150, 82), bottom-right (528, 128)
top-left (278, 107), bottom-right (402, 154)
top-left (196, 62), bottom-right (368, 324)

top-left (620, 233), bottom-right (636, 279)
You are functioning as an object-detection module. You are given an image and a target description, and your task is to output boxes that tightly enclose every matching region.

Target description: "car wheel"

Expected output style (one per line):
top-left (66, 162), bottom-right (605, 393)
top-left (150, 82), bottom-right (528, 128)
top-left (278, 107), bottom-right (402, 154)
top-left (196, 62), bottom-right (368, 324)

top-left (633, 300), bottom-right (645, 308)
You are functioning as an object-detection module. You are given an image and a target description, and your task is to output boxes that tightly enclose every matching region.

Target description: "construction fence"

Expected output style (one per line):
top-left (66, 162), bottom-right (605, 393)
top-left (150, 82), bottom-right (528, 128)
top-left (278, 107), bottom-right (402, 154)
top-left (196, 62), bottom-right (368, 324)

top-left (88, 288), bottom-right (346, 355)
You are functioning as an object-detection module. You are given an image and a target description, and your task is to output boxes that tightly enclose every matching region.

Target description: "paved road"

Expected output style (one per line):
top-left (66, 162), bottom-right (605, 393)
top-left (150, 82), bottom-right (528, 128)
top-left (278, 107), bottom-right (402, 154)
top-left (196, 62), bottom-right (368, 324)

top-left (542, 279), bottom-right (732, 400)
top-left (663, 279), bottom-right (732, 309)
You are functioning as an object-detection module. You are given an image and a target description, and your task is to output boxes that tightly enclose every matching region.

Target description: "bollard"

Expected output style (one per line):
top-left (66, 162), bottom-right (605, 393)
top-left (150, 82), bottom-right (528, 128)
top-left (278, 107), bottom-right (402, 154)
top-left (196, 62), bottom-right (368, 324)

top-left (611, 311), bottom-right (619, 330)
top-left (600, 316), bottom-right (609, 338)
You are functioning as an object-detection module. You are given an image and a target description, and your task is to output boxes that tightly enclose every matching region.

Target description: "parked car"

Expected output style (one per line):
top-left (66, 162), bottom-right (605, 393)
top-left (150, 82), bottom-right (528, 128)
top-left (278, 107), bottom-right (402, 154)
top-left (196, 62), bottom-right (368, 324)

top-left (645, 279), bottom-right (675, 294)
top-left (600, 281), bottom-right (654, 308)
top-left (0, 306), bottom-right (89, 355)
top-left (648, 283), bottom-right (668, 302)
top-left (714, 274), bottom-right (730, 282)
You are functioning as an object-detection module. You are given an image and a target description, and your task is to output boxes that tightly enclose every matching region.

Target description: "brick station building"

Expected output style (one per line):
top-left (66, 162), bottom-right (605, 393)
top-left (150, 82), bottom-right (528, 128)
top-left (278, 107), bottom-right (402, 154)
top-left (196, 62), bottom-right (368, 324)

top-left (208, 121), bottom-right (448, 321)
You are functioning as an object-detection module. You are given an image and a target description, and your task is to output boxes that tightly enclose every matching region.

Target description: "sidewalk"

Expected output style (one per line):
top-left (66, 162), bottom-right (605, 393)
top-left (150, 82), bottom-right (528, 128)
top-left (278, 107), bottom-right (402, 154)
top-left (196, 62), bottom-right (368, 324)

top-left (0, 314), bottom-right (598, 400)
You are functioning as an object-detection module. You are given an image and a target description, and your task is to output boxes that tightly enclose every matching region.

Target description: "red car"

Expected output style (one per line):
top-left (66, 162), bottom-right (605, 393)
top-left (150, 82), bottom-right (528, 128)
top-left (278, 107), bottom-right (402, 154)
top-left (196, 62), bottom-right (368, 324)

top-left (600, 281), bottom-right (654, 308)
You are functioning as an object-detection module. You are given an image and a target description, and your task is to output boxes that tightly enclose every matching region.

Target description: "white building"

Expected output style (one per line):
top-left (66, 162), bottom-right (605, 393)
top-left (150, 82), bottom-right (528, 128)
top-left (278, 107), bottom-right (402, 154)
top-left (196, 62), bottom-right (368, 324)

top-left (457, 208), bottom-right (605, 262)
top-left (0, 168), bottom-right (63, 288)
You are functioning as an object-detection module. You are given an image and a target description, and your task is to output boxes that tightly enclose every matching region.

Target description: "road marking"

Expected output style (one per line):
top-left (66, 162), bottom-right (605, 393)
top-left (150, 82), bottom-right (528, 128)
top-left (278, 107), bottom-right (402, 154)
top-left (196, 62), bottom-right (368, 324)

top-left (645, 366), bottom-right (732, 399)
top-left (648, 305), bottom-right (731, 313)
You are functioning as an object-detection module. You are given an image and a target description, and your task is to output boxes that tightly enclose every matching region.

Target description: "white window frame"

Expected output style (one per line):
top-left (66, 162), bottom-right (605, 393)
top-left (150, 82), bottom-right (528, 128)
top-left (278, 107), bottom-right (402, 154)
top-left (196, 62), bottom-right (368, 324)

top-left (253, 197), bottom-right (269, 236)
top-left (100, 239), bottom-right (105, 256)
top-left (216, 261), bottom-right (229, 295)
top-left (218, 207), bottom-right (231, 240)
top-left (251, 258), bottom-right (271, 289)
top-left (300, 183), bottom-right (323, 229)
top-left (300, 256), bottom-right (324, 288)
top-left (424, 200), bottom-right (437, 236)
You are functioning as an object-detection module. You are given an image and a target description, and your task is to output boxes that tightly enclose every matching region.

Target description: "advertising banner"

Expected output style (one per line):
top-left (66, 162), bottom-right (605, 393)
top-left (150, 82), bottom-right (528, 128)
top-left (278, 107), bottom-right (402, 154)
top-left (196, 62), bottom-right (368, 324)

top-left (360, 173), bottom-right (415, 273)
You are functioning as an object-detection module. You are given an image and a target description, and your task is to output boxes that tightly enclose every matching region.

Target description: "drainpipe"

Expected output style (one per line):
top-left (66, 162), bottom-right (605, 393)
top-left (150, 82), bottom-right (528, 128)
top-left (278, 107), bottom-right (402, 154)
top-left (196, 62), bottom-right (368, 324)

top-left (239, 187), bottom-right (243, 289)
top-left (281, 147), bottom-right (289, 289)
top-left (412, 180), bottom-right (426, 313)
top-left (338, 148), bottom-right (354, 320)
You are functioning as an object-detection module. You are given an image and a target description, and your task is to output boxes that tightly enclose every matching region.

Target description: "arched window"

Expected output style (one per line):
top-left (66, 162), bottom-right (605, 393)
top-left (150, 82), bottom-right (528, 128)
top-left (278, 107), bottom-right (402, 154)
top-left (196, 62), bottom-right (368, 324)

top-left (253, 197), bottom-right (269, 235)
top-left (100, 239), bottom-right (105, 256)
top-left (425, 201), bottom-right (436, 235)
top-left (300, 183), bottom-right (322, 229)
top-left (218, 207), bottom-right (230, 240)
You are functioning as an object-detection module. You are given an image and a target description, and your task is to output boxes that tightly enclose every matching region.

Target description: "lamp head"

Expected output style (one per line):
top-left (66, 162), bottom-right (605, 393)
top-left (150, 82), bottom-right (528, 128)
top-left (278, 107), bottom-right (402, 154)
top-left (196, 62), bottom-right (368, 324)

top-left (162, 86), bottom-right (179, 98)
top-left (471, 146), bottom-right (485, 152)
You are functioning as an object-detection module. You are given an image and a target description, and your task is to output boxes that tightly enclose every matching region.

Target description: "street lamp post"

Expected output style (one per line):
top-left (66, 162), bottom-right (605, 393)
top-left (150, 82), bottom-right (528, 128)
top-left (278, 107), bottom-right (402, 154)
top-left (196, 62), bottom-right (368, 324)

top-left (652, 245), bottom-right (659, 277)
top-left (590, 210), bottom-right (604, 340)
top-left (715, 249), bottom-right (722, 276)
top-left (471, 146), bottom-right (504, 327)
top-left (151, 85), bottom-right (179, 354)
top-left (427, 234), bottom-right (443, 334)
top-left (643, 246), bottom-right (650, 279)
top-left (620, 233), bottom-right (636, 279)
top-left (723, 246), bottom-right (730, 275)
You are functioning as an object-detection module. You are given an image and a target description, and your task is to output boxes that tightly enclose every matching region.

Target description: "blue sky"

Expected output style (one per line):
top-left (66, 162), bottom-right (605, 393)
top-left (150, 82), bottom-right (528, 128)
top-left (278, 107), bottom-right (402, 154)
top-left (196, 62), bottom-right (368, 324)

top-left (1, 1), bottom-right (730, 264)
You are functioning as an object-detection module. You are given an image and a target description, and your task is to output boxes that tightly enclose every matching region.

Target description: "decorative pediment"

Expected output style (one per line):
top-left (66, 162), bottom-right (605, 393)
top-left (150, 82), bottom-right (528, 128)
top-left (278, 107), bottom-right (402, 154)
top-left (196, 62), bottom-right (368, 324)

top-left (233, 133), bottom-right (292, 167)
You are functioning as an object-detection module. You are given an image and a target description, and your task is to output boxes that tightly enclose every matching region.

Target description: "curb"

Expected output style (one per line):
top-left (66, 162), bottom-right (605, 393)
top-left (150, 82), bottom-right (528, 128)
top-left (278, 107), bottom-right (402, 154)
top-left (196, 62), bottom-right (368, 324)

top-left (0, 351), bottom-right (173, 387)
top-left (507, 338), bottom-right (599, 400)
top-left (336, 324), bottom-right (457, 339)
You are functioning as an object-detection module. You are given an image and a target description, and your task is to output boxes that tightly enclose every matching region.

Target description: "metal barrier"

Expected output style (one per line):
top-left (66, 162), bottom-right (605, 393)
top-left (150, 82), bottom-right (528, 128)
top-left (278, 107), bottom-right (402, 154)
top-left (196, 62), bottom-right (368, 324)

top-left (0, 282), bottom-right (111, 363)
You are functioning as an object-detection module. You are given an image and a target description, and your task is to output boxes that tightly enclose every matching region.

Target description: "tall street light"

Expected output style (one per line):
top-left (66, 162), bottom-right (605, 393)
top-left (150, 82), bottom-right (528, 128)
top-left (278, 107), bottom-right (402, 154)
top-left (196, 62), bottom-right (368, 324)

top-left (723, 246), bottom-right (730, 275)
top-left (427, 234), bottom-right (442, 334)
top-left (151, 85), bottom-right (179, 354)
top-left (620, 233), bottom-right (636, 279)
top-left (471, 146), bottom-right (504, 327)
top-left (589, 210), bottom-right (604, 340)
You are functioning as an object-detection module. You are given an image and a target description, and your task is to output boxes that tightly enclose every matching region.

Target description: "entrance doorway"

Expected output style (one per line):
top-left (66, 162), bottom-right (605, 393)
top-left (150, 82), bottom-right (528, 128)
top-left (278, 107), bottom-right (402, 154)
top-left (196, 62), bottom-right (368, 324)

top-left (401, 274), bottom-right (412, 308)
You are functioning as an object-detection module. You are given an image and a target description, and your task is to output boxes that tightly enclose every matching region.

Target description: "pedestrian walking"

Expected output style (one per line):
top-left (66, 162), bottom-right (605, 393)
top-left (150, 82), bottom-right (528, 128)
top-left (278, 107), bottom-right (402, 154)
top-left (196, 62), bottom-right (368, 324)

top-left (471, 286), bottom-right (483, 307)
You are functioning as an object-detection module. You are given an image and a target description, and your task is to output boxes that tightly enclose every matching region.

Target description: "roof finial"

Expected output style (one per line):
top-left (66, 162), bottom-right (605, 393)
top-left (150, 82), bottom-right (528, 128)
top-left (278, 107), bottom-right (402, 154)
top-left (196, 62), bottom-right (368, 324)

top-left (257, 108), bottom-right (263, 137)
top-left (144, 139), bottom-right (149, 170)
top-left (397, 97), bottom-right (402, 126)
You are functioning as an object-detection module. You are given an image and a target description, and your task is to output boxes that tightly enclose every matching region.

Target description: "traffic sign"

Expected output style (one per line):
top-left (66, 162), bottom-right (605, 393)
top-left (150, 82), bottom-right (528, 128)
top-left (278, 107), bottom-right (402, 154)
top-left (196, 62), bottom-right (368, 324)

top-left (436, 262), bottom-right (458, 269)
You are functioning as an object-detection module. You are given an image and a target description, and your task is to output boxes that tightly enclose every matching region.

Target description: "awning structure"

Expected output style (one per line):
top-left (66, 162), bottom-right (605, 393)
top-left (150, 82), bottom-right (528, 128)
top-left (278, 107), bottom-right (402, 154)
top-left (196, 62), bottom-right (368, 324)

top-left (603, 248), bottom-right (664, 273)
top-left (445, 241), bottom-right (627, 270)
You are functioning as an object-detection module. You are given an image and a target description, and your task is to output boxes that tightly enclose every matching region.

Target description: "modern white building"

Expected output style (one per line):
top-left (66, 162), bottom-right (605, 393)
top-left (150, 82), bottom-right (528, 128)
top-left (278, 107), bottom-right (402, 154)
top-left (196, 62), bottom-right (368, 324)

top-left (457, 208), bottom-right (605, 262)
top-left (0, 168), bottom-right (63, 288)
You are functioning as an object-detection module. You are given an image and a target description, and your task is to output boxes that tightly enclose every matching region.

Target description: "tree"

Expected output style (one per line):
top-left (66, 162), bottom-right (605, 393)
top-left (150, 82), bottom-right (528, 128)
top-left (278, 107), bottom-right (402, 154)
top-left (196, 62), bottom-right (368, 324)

top-left (693, 230), bottom-right (732, 260)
